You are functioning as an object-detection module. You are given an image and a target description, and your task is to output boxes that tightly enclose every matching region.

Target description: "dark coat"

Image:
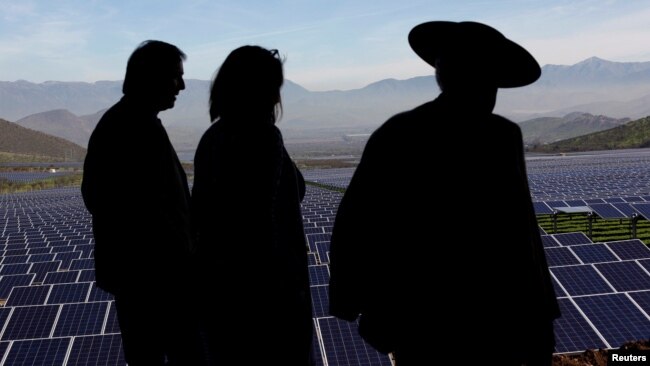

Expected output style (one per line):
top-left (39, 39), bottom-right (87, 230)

top-left (192, 118), bottom-right (312, 365)
top-left (329, 92), bottom-right (560, 358)
top-left (82, 96), bottom-right (193, 294)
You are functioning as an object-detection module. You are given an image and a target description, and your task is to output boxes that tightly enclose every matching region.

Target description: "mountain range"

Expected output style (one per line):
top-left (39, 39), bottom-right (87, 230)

top-left (2, 57), bottom-right (650, 150)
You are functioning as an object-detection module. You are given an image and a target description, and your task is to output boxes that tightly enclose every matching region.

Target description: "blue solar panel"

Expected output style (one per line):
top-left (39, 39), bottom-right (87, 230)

top-left (28, 253), bottom-right (56, 263)
top-left (54, 251), bottom-right (82, 269)
top-left (628, 291), bottom-right (650, 316)
top-left (0, 273), bottom-right (35, 298)
top-left (0, 308), bottom-right (12, 331)
top-left (588, 203), bottom-right (627, 219)
top-left (43, 270), bottom-right (80, 284)
top-left (47, 282), bottom-right (91, 304)
top-left (640, 259), bottom-right (650, 273)
top-left (623, 196), bottom-right (644, 202)
top-left (551, 265), bottom-right (614, 296)
top-left (307, 234), bottom-right (331, 252)
top-left (553, 232), bottom-right (592, 246)
top-left (595, 261), bottom-right (650, 292)
top-left (604, 197), bottom-right (625, 203)
top-left (310, 285), bottom-right (329, 318)
top-left (308, 265), bottom-right (330, 286)
top-left (574, 294), bottom-right (650, 348)
top-left (317, 317), bottom-right (392, 366)
top-left (2, 255), bottom-right (28, 265)
top-left (632, 202), bottom-right (650, 219)
top-left (541, 235), bottom-right (560, 248)
top-left (307, 253), bottom-right (318, 266)
top-left (6, 285), bottom-right (51, 306)
top-left (547, 200), bottom-right (568, 208)
top-left (612, 203), bottom-right (637, 217)
top-left (70, 258), bottom-right (95, 270)
top-left (605, 240), bottom-right (650, 260)
top-left (3, 337), bottom-right (71, 366)
top-left (570, 244), bottom-right (619, 264)
top-left (553, 298), bottom-right (607, 353)
top-left (0, 263), bottom-right (31, 276)
top-left (316, 242), bottom-right (330, 264)
top-left (66, 334), bottom-right (126, 366)
top-left (2, 305), bottom-right (60, 340)
top-left (53, 302), bottom-right (109, 337)
top-left (533, 202), bottom-right (553, 215)
top-left (86, 287), bottom-right (112, 304)
top-left (544, 247), bottom-right (581, 267)
top-left (29, 261), bottom-right (62, 283)
top-left (79, 269), bottom-right (96, 282)
top-left (103, 302), bottom-right (121, 334)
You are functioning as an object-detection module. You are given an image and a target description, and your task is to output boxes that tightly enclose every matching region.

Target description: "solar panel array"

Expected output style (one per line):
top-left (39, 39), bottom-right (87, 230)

top-left (0, 185), bottom-right (391, 365)
top-left (3, 150), bottom-right (650, 363)
top-left (0, 188), bottom-right (124, 365)
top-left (543, 233), bottom-right (650, 352)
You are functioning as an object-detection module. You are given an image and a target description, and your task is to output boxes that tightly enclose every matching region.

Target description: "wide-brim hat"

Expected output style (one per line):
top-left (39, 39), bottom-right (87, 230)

top-left (408, 21), bottom-right (540, 88)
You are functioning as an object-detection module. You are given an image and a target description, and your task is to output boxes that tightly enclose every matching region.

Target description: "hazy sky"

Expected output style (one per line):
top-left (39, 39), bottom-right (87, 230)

top-left (1, 0), bottom-right (649, 91)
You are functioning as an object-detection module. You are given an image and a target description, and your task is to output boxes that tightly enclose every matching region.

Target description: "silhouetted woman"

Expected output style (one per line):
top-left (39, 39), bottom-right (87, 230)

top-left (192, 45), bottom-right (312, 365)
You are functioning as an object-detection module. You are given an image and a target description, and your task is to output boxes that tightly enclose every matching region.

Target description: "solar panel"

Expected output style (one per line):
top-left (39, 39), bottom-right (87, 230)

top-left (103, 302), bottom-right (121, 334)
top-left (310, 285), bottom-right (329, 318)
top-left (47, 283), bottom-right (91, 304)
top-left (69, 258), bottom-right (95, 270)
top-left (317, 317), bottom-right (392, 366)
top-left (3, 337), bottom-right (70, 366)
top-left (604, 197), bottom-right (625, 203)
top-left (553, 298), bottom-right (607, 353)
top-left (0, 274), bottom-right (35, 298)
top-left (551, 265), bottom-right (614, 296)
top-left (29, 261), bottom-right (62, 283)
top-left (307, 253), bottom-right (318, 266)
top-left (588, 203), bottom-right (626, 219)
top-left (631, 202), bottom-right (650, 219)
top-left (533, 202), bottom-right (553, 215)
top-left (43, 270), bottom-right (80, 284)
top-left (0, 263), bottom-right (31, 276)
top-left (604, 240), bottom-right (650, 260)
top-left (628, 290), bottom-right (650, 314)
top-left (87, 286), bottom-right (114, 302)
top-left (611, 203), bottom-right (637, 217)
top-left (540, 235), bottom-right (560, 248)
top-left (573, 294), bottom-right (650, 348)
top-left (1, 305), bottom-right (60, 340)
top-left (308, 265), bottom-right (330, 286)
top-left (553, 232), bottom-right (592, 246)
top-left (66, 334), bottom-right (126, 366)
top-left (6, 285), bottom-right (51, 306)
top-left (594, 261), bottom-right (650, 292)
top-left (544, 247), bottom-right (581, 267)
top-left (79, 269), bottom-right (96, 282)
top-left (570, 244), bottom-right (619, 264)
top-left (1, 255), bottom-right (28, 265)
top-left (53, 302), bottom-right (109, 337)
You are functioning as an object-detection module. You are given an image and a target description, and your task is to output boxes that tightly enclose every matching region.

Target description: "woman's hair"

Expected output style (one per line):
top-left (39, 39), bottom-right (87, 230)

top-left (209, 45), bottom-right (284, 123)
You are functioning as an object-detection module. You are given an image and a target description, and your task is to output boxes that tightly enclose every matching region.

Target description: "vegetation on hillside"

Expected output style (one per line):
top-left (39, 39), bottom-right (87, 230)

top-left (529, 116), bottom-right (650, 153)
top-left (0, 118), bottom-right (86, 161)
top-left (0, 173), bottom-right (83, 194)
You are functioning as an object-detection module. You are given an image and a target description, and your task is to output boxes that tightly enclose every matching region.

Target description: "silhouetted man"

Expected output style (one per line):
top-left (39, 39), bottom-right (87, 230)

top-left (329, 21), bottom-right (560, 365)
top-left (82, 40), bottom-right (200, 365)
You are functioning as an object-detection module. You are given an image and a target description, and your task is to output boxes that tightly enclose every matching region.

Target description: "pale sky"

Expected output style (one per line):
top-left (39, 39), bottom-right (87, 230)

top-left (1, 0), bottom-right (649, 91)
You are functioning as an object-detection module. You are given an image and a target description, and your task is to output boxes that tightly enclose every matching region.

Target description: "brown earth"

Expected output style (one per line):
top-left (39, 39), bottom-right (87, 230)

top-left (552, 340), bottom-right (649, 366)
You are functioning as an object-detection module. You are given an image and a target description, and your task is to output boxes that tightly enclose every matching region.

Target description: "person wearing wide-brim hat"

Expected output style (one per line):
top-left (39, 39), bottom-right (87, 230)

top-left (329, 21), bottom-right (560, 365)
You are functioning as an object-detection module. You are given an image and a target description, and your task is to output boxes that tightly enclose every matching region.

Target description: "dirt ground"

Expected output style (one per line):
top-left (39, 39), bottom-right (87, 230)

top-left (552, 340), bottom-right (649, 366)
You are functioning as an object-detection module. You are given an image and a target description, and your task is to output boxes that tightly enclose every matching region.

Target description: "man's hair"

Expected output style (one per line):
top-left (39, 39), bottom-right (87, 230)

top-left (122, 40), bottom-right (186, 95)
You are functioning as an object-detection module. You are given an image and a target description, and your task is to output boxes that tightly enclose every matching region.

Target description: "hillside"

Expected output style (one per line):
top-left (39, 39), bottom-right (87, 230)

top-left (520, 112), bottom-right (629, 144)
top-left (17, 109), bottom-right (99, 147)
top-left (0, 118), bottom-right (86, 161)
top-left (531, 116), bottom-right (650, 152)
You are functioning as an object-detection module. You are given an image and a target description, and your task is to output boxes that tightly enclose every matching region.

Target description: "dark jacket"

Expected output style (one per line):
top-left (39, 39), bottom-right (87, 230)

top-left (82, 96), bottom-right (193, 294)
top-left (192, 118), bottom-right (312, 364)
top-left (329, 92), bottom-right (560, 355)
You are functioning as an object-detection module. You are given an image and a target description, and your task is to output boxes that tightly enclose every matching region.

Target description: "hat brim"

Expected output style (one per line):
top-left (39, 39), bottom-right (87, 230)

top-left (408, 21), bottom-right (540, 88)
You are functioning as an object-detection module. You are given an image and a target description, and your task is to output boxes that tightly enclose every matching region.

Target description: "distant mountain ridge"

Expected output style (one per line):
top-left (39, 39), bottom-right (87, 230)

top-left (0, 118), bottom-right (86, 160)
top-left (2, 57), bottom-right (650, 149)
